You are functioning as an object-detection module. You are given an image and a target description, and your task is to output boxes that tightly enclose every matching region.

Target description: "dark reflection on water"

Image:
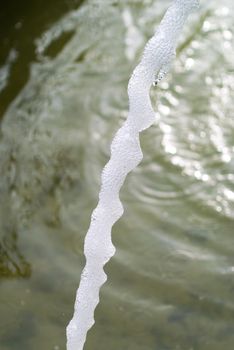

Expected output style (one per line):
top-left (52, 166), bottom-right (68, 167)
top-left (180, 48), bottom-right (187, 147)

top-left (0, 0), bottom-right (84, 119)
top-left (0, 0), bottom-right (233, 349)
top-left (0, 230), bottom-right (31, 278)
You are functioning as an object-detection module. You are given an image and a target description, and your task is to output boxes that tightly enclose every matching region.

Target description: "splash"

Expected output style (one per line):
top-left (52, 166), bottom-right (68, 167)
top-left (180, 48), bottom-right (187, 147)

top-left (66, 1), bottom-right (199, 349)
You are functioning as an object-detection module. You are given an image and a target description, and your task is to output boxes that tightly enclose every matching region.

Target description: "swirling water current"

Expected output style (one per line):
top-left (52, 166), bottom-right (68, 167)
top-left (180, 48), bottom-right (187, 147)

top-left (0, 1), bottom-right (233, 349)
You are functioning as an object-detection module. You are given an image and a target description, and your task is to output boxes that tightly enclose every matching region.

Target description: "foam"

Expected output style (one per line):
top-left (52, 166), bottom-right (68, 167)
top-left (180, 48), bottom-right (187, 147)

top-left (66, 1), bottom-right (199, 349)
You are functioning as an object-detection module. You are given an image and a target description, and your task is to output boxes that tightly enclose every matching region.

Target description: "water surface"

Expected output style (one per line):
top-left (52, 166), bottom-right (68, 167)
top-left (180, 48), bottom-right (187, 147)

top-left (0, 0), bottom-right (234, 349)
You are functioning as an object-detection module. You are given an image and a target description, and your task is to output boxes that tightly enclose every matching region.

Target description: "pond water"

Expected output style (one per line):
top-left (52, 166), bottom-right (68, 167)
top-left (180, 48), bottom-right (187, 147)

top-left (0, 0), bottom-right (233, 349)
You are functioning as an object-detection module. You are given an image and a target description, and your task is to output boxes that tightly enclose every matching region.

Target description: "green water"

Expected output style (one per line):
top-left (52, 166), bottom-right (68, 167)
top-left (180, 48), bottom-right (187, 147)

top-left (0, 0), bottom-right (233, 349)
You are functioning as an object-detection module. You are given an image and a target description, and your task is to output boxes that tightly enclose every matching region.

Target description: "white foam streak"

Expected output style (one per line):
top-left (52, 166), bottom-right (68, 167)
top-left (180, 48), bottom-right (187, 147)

top-left (66, 1), bottom-right (199, 349)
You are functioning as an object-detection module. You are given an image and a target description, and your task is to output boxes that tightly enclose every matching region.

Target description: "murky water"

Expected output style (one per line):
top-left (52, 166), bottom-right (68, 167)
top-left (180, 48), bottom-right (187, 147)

top-left (0, 0), bottom-right (233, 349)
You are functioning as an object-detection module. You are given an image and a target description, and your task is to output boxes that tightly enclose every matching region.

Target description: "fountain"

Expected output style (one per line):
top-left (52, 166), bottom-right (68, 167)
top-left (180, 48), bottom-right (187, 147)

top-left (66, 1), bottom-right (200, 349)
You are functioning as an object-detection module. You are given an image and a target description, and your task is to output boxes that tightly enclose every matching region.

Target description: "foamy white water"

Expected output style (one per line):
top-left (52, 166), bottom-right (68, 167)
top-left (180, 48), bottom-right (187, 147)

top-left (66, 1), bottom-right (200, 349)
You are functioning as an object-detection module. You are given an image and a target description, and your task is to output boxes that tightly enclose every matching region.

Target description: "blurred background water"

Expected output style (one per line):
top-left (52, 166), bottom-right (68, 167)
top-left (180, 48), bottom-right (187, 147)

top-left (0, 0), bottom-right (233, 349)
